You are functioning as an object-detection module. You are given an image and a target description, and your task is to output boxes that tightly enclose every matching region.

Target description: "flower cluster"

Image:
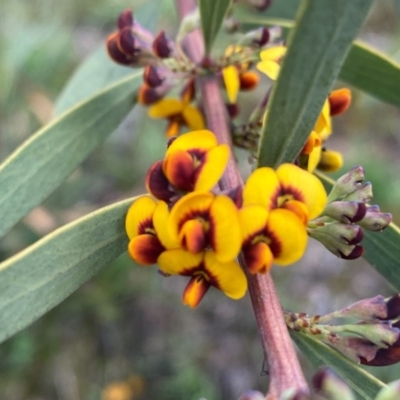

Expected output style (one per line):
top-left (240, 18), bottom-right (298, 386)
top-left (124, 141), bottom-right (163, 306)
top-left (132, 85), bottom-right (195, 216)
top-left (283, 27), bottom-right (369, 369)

top-left (125, 130), bottom-right (328, 308)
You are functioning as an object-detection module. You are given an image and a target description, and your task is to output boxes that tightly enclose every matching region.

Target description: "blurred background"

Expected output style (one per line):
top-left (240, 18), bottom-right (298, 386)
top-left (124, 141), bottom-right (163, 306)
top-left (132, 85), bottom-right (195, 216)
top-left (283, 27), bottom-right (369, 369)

top-left (1, 0), bottom-right (400, 399)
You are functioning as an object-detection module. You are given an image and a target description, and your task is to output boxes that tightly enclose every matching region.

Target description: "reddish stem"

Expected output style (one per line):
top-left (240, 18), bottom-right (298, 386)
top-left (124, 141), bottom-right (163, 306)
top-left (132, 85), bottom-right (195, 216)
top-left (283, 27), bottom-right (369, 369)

top-left (176, 0), bottom-right (309, 398)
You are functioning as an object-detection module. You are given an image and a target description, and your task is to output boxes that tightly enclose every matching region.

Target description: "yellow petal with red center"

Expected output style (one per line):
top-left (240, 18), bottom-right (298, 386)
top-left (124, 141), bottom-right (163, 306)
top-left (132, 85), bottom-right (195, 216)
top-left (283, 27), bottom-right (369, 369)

top-left (182, 275), bottom-right (210, 308)
top-left (238, 205), bottom-right (269, 244)
top-left (259, 46), bottom-right (287, 61)
top-left (165, 119), bottom-right (181, 138)
top-left (243, 242), bottom-right (273, 274)
top-left (243, 167), bottom-right (280, 210)
top-left (182, 105), bottom-right (206, 130)
top-left (148, 98), bottom-right (184, 119)
top-left (179, 219), bottom-right (207, 254)
top-left (153, 200), bottom-right (180, 249)
top-left (203, 252), bottom-right (247, 299)
top-left (194, 144), bottom-right (230, 191)
top-left (267, 208), bottom-right (307, 266)
top-left (318, 149), bottom-right (343, 172)
top-left (307, 144), bottom-right (322, 172)
top-left (209, 195), bottom-right (241, 262)
top-left (125, 196), bottom-right (157, 239)
top-left (276, 163), bottom-right (327, 219)
top-left (165, 129), bottom-right (218, 156)
top-left (282, 200), bottom-right (309, 225)
top-left (163, 149), bottom-right (195, 191)
top-left (314, 100), bottom-right (332, 139)
top-left (128, 234), bottom-right (164, 265)
top-left (157, 249), bottom-right (204, 275)
top-left (223, 65), bottom-right (240, 104)
top-left (256, 60), bottom-right (281, 80)
top-left (168, 191), bottom-right (214, 243)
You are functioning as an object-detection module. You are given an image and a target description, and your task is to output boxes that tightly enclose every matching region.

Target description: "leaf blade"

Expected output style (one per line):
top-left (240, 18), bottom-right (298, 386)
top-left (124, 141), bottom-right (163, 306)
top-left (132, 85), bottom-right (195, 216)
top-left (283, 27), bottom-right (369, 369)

top-left (291, 331), bottom-right (386, 400)
top-left (0, 71), bottom-right (142, 238)
top-left (199, 0), bottom-right (232, 55)
top-left (257, 0), bottom-right (374, 168)
top-left (0, 198), bottom-right (135, 344)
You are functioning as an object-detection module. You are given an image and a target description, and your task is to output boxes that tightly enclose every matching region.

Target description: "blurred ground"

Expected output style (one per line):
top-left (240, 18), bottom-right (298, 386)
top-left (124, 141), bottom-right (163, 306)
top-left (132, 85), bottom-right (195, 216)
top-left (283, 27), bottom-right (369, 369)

top-left (1, 0), bottom-right (400, 399)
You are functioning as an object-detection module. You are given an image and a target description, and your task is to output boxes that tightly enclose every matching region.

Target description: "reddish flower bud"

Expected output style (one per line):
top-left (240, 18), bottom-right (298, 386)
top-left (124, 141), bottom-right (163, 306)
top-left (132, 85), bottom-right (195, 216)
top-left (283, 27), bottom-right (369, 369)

top-left (329, 88), bottom-right (352, 116)
top-left (143, 65), bottom-right (164, 88)
top-left (253, 27), bottom-right (270, 47)
top-left (247, 0), bottom-right (273, 11)
top-left (106, 33), bottom-right (134, 65)
top-left (152, 31), bottom-right (173, 58)
top-left (239, 71), bottom-right (260, 91)
top-left (118, 9), bottom-right (134, 30)
top-left (226, 103), bottom-right (240, 118)
top-left (385, 295), bottom-right (400, 320)
top-left (137, 85), bottom-right (164, 105)
top-left (145, 161), bottom-right (175, 202)
top-left (339, 244), bottom-right (363, 260)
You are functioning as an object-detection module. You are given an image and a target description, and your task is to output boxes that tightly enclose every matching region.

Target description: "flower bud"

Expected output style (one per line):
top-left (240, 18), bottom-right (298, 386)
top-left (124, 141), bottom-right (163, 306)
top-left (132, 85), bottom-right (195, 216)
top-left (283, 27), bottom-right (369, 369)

top-left (106, 33), bottom-right (136, 65)
top-left (375, 380), bottom-right (400, 400)
top-left (226, 103), bottom-right (240, 118)
top-left (118, 27), bottom-right (136, 55)
top-left (332, 295), bottom-right (387, 321)
top-left (317, 149), bottom-right (343, 172)
top-left (328, 88), bottom-right (351, 117)
top-left (145, 160), bottom-right (175, 202)
top-left (342, 182), bottom-right (373, 203)
top-left (321, 201), bottom-right (366, 223)
top-left (311, 222), bottom-right (363, 245)
top-left (327, 165), bottom-right (365, 201)
top-left (247, 0), bottom-right (273, 11)
top-left (239, 71), bottom-right (260, 91)
top-left (118, 9), bottom-right (134, 30)
top-left (137, 85), bottom-right (164, 105)
top-left (152, 31), bottom-right (174, 58)
top-left (332, 337), bottom-right (377, 363)
top-left (143, 65), bottom-right (164, 88)
top-left (385, 294), bottom-right (400, 320)
top-left (358, 206), bottom-right (392, 231)
top-left (241, 27), bottom-right (270, 47)
top-left (313, 368), bottom-right (355, 400)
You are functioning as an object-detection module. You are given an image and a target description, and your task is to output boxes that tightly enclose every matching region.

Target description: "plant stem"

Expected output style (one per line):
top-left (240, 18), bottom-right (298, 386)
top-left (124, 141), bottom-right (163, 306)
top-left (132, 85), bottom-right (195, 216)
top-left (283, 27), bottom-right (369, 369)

top-left (176, 0), bottom-right (309, 398)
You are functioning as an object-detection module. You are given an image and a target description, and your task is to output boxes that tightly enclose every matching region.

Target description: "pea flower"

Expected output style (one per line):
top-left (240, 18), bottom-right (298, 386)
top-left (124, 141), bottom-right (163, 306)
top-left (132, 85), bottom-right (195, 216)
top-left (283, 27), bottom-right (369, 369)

top-left (166, 191), bottom-right (242, 263)
top-left (158, 250), bottom-right (247, 308)
top-left (146, 130), bottom-right (230, 200)
top-left (125, 196), bottom-right (178, 265)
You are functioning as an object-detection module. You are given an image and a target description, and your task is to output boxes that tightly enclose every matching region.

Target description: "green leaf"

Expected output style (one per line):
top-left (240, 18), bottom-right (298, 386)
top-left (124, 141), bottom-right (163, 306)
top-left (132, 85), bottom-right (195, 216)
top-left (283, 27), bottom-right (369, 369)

top-left (317, 172), bottom-right (400, 292)
top-left (291, 331), bottom-right (386, 400)
top-left (199, 0), bottom-right (232, 55)
top-left (0, 71), bottom-right (142, 238)
top-left (0, 198), bottom-right (134, 344)
top-left (55, 0), bottom-right (163, 114)
top-left (339, 41), bottom-right (400, 108)
top-left (257, 0), bottom-right (374, 168)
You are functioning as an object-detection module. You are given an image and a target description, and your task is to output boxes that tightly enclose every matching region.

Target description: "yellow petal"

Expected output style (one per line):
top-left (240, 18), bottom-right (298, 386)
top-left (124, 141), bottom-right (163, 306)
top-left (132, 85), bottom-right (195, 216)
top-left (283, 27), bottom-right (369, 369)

top-left (168, 191), bottom-right (214, 243)
top-left (179, 219), bottom-right (206, 254)
top-left (148, 98), bottom-right (184, 118)
top-left (165, 119), bottom-right (181, 138)
top-left (182, 275), bottom-right (210, 308)
top-left (282, 200), bottom-right (309, 226)
top-left (276, 163), bottom-right (327, 219)
top-left (128, 234), bottom-right (164, 265)
top-left (259, 46), bottom-right (287, 61)
top-left (157, 249), bottom-right (203, 275)
top-left (165, 129), bottom-right (217, 156)
top-left (314, 100), bottom-right (332, 139)
top-left (238, 205), bottom-right (269, 243)
top-left (243, 167), bottom-right (280, 210)
top-left (222, 65), bottom-right (240, 104)
top-left (209, 195), bottom-right (241, 263)
top-left (194, 144), bottom-right (230, 191)
top-left (256, 60), bottom-right (281, 80)
top-left (267, 209), bottom-right (308, 266)
top-left (182, 105), bottom-right (206, 130)
top-left (153, 200), bottom-right (180, 249)
top-left (318, 149), bottom-right (343, 172)
top-left (243, 241), bottom-right (273, 274)
top-left (204, 252), bottom-right (247, 299)
top-left (125, 196), bottom-right (157, 240)
top-left (307, 144), bottom-right (322, 172)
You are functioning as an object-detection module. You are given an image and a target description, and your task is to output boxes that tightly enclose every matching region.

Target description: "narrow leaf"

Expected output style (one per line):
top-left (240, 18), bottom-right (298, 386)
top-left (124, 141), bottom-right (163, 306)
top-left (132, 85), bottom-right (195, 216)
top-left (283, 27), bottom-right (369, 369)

top-left (339, 41), bottom-right (400, 107)
top-left (0, 72), bottom-right (142, 238)
top-left (257, 0), bottom-right (374, 168)
top-left (199, 0), bottom-right (232, 55)
top-left (292, 331), bottom-right (385, 400)
top-left (317, 172), bottom-right (400, 292)
top-left (0, 198), bottom-right (134, 344)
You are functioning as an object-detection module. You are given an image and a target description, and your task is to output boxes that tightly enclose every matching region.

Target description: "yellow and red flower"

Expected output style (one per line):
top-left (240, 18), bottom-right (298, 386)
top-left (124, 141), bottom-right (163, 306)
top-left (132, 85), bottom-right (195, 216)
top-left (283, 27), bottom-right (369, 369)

top-left (243, 163), bottom-right (327, 223)
top-left (146, 130), bottom-right (230, 198)
top-left (158, 250), bottom-right (247, 308)
top-left (167, 191), bottom-right (242, 263)
top-left (125, 196), bottom-right (178, 265)
top-left (148, 81), bottom-right (205, 137)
